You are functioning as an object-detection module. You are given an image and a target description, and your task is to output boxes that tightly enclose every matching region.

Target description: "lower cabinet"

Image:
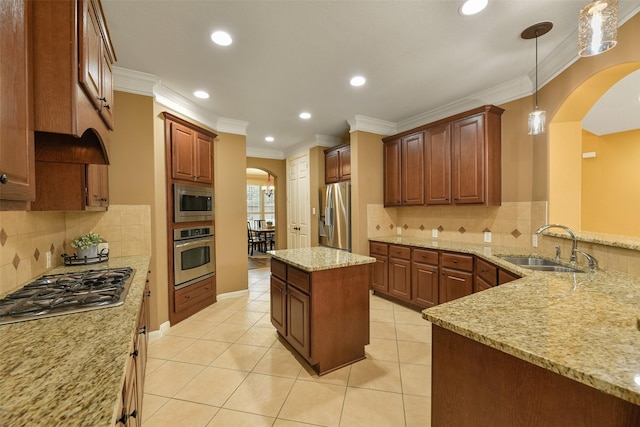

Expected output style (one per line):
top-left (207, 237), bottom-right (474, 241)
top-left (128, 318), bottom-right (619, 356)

top-left (270, 258), bottom-right (370, 375)
top-left (370, 241), bottom-right (520, 310)
top-left (117, 272), bottom-right (150, 426)
top-left (174, 277), bottom-right (216, 313)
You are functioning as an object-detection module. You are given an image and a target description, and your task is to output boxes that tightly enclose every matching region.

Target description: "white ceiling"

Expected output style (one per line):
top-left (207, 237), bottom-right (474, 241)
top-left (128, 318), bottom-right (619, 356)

top-left (102, 1), bottom-right (640, 159)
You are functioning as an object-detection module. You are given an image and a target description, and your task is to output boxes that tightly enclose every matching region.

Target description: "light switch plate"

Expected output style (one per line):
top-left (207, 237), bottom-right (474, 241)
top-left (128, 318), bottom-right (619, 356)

top-left (532, 234), bottom-right (538, 248)
top-left (46, 251), bottom-right (52, 269)
top-left (431, 228), bottom-right (438, 238)
top-left (396, 227), bottom-right (402, 235)
top-left (483, 231), bottom-right (491, 243)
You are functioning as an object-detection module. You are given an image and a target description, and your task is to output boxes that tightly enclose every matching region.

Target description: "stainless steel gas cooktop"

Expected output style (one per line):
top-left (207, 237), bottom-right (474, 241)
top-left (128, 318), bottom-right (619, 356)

top-left (0, 267), bottom-right (134, 325)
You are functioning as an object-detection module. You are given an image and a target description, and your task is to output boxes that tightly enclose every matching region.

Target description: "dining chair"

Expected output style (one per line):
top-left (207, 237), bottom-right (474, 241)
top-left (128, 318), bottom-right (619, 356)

top-left (247, 222), bottom-right (266, 255)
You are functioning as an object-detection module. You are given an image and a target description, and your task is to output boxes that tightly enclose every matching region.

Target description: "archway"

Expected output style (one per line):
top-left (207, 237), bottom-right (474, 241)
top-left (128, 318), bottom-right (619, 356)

top-left (246, 167), bottom-right (277, 268)
top-left (548, 62), bottom-right (640, 236)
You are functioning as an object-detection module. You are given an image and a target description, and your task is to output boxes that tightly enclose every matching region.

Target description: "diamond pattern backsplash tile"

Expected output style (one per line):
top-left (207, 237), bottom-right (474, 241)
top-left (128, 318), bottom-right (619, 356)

top-left (458, 227), bottom-right (466, 234)
top-left (376, 224), bottom-right (381, 230)
top-left (0, 228), bottom-right (7, 246)
top-left (511, 229), bottom-right (522, 238)
top-left (438, 226), bottom-right (444, 233)
top-left (12, 253), bottom-right (20, 269)
top-left (34, 248), bottom-right (40, 261)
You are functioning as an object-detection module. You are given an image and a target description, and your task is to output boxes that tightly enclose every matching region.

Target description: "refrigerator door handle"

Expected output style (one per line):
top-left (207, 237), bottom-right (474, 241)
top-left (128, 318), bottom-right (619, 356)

top-left (325, 207), bottom-right (333, 226)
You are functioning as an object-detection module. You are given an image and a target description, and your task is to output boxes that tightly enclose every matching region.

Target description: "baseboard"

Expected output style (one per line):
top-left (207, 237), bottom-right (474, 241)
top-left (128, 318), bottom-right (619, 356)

top-left (217, 289), bottom-right (249, 299)
top-left (149, 320), bottom-right (171, 342)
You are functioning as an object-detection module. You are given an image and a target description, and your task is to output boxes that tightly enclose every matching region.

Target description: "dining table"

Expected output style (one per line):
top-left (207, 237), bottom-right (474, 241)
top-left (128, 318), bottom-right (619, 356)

top-left (253, 227), bottom-right (275, 250)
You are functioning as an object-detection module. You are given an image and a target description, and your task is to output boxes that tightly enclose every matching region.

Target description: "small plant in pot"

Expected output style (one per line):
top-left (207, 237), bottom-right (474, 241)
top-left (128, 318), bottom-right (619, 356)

top-left (71, 232), bottom-right (103, 259)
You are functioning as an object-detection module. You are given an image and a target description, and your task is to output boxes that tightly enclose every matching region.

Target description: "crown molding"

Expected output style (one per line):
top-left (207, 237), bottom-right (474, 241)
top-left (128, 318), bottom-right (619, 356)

top-left (347, 115), bottom-right (397, 136)
top-left (283, 134), bottom-right (341, 158)
top-left (113, 67), bottom-right (159, 95)
top-left (247, 146), bottom-right (285, 160)
top-left (215, 117), bottom-right (249, 136)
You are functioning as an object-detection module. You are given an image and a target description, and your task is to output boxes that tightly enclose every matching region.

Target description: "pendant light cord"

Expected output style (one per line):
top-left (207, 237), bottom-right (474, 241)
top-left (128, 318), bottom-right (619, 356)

top-left (534, 29), bottom-right (539, 110)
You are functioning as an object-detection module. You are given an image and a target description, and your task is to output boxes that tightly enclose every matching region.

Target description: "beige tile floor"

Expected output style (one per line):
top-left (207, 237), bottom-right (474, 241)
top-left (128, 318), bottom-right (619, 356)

top-left (143, 267), bottom-right (432, 427)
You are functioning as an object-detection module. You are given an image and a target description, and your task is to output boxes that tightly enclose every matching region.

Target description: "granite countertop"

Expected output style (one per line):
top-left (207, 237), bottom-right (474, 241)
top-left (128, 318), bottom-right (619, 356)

top-left (268, 246), bottom-right (375, 272)
top-left (369, 236), bottom-right (640, 406)
top-left (0, 255), bottom-right (151, 427)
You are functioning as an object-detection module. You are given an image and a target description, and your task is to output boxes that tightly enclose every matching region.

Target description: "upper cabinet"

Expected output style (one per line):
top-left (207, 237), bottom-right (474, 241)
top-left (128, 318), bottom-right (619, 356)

top-left (164, 113), bottom-right (216, 185)
top-left (384, 105), bottom-right (504, 207)
top-left (0, 0), bottom-right (36, 207)
top-left (383, 131), bottom-right (425, 206)
top-left (32, 0), bottom-right (115, 164)
top-left (324, 144), bottom-right (351, 184)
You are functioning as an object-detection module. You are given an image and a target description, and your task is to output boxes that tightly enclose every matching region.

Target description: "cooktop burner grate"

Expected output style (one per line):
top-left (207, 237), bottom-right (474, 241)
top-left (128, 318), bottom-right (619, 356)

top-left (0, 267), bottom-right (134, 325)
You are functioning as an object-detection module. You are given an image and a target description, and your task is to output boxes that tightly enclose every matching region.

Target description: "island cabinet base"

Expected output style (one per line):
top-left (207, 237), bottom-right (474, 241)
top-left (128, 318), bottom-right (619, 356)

top-left (271, 259), bottom-right (370, 376)
top-left (432, 326), bottom-right (640, 427)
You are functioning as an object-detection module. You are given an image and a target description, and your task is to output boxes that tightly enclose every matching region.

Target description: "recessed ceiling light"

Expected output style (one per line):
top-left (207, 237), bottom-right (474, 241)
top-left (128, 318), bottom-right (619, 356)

top-left (350, 76), bottom-right (366, 87)
top-left (265, 136), bottom-right (274, 142)
top-left (211, 30), bottom-right (232, 46)
top-left (299, 112), bottom-right (311, 119)
top-left (193, 90), bottom-right (210, 99)
top-left (459, 0), bottom-right (488, 16)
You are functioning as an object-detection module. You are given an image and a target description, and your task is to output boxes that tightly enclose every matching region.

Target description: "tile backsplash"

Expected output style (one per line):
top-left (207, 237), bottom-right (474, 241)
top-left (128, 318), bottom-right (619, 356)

top-left (0, 205), bottom-right (151, 296)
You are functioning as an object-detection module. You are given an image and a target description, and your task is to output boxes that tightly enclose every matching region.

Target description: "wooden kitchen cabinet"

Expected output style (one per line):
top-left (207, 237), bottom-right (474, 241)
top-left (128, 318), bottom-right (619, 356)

top-left (439, 252), bottom-right (474, 304)
top-left (174, 277), bottom-right (216, 314)
top-left (324, 144), bottom-right (351, 183)
top-left (0, 0), bottom-right (36, 208)
top-left (32, 0), bottom-right (115, 162)
top-left (388, 245), bottom-right (412, 301)
top-left (498, 268), bottom-right (520, 285)
top-left (383, 132), bottom-right (425, 206)
top-left (383, 105), bottom-right (504, 207)
top-left (369, 242), bottom-right (389, 293)
top-left (168, 119), bottom-right (214, 185)
top-left (412, 248), bottom-right (439, 308)
top-left (270, 257), bottom-right (370, 375)
top-left (117, 272), bottom-right (150, 426)
top-left (31, 161), bottom-right (109, 211)
top-left (474, 257), bottom-right (498, 292)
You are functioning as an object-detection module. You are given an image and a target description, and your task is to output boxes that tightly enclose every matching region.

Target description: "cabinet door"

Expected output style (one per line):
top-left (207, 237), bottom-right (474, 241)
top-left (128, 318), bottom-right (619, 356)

top-left (412, 262), bottom-right (439, 308)
top-left (474, 276), bottom-right (493, 293)
top-left (325, 149), bottom-right (339, 183)
top-left (86, 164), bottom-right (109, 208)
top-left (270, 275), bottom-right (287, 336)
top-left (100, 49), bottom-right (114, 129)
top-left (440, 268), bottom-right (473, 303)
top-left (171, 122), bottom-right (196, 182)
top-left (389, 258), bottom-right (411, 301)
top-left (0, 0), bottom-right (35, 204)
top-left (194, 133), bottom-right (213, 184)
top-left (452, 114), bottom-right (485, 204)
top-left (339, 146), bottom-right (351, 181)
top-left (383, 138), bottom-right (402, 206)
top-left (498, 269), bottom-right (520, 285)
top-left (425, 124), bottom-right (451, 205)
top-left (287, 285), bottom-right (310, 359)
top-left (401, 132), bottom-right (425, 205)
top-left (79, 0), bottom-right (102, 111)
top-left (287, 154), bottom-right (310, 249)
top-left (371, 254), bottom-right (388, 293)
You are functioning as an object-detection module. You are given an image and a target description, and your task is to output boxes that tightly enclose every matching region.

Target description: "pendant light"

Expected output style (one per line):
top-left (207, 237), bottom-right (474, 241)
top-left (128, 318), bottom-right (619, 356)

top-left (578, 0), bottom-right (618, 57)
top-left (262, 174), bottom-right (274, 197)
top-left (521, 22), bottom-right (553, 136)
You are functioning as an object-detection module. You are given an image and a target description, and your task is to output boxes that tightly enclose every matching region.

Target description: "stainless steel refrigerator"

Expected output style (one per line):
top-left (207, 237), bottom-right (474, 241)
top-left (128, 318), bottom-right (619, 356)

top-left (319, 182), bottom-right (351, 251)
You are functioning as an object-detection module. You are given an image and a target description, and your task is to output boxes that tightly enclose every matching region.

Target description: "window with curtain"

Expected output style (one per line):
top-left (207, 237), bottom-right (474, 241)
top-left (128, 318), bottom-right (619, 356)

top-left (246, 184), bottom-right (275, 228)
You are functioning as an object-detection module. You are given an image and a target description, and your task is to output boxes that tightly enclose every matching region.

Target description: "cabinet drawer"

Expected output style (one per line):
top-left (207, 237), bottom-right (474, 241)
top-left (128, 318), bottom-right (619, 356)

top-left (369, 242), bottom-right (388, 256)
top-left (389, 245), bottom-right (411, 260)
top-left (475, 258), bottom-right (497, 285)
top-left (498, 269), bottom-right (520, 285)
top-left (288, 266), bottom-right (311, 294)
top-left (412, 248), bottom-right (438, 265)
top-left (271, 258), bottom-right (287, 280)
top-left (175, 278), bottom-right (215, 312)
top-left (441, 252), bottom-right (473, 272)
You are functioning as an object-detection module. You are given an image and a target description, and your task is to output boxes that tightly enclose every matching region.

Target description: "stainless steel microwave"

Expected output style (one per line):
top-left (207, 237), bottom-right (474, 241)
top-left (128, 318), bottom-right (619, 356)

top-left (174, 183), bottom-right (214, 223)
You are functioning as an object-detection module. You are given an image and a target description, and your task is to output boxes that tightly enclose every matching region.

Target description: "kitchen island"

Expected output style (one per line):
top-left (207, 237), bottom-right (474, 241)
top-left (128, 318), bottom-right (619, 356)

top-left (422, 258), bottom-right (640, 426)
top-left (0, 255), bottom-right (151, 426)
top-left (268, 246), bottom-right (375, 375)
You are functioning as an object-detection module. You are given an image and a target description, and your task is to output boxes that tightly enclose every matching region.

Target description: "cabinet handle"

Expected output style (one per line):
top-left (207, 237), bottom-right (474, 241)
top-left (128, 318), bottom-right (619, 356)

top-left (0, 174), bottom-right (7, 184)
top-left (100, 198), bottom-right (108, 202)
top-left (98, 97), bottom-right (107, 102)
top-left (139, 326), bottom-right (147, 335)
top-left (117, 409), bottom-right (137, 425)
top-left (103, 104), bottom-right (110, 110)
top-left (453, 260), bottom-right (458, 264)
top-left (130, 349), bottom-right (139, 358)
top-left (146, 290), bottom-right (151, 297)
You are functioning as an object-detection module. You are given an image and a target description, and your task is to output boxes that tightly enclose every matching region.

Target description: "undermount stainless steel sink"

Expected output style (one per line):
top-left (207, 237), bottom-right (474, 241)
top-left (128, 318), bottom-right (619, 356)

top-left (497, 256), bottom-right (585, 273)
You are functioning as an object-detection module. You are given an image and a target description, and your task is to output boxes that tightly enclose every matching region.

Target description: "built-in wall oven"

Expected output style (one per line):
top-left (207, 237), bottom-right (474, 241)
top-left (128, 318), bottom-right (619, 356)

top-left (173, 226), bottom-right (215, 290)
top-left (174, 183), bottom-right (214, 223)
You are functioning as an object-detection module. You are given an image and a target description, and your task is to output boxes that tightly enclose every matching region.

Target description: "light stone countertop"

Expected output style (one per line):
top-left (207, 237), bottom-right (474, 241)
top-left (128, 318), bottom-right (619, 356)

top-left (0, 255), bottom-right (151, 427)
top-left (268, 246), bottom-right (375, 272)
top-left (369, 236), bottom-right (640, 406)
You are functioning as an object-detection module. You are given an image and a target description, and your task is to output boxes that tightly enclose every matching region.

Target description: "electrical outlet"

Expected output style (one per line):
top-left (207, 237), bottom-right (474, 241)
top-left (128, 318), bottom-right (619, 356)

top-left (483, 231), bottom-right (492, 243)
top-left (532, 234), bottom-right (538, 248)
top-left (396, 227), bottom-right (402, 235)
top-left (46, 251), bottom-right (52, 269)
top-left (432, 228), bottom-right (438, 238)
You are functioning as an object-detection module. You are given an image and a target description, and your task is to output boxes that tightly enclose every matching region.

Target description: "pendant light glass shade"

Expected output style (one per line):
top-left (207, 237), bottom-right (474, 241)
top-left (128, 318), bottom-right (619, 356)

top-left (528, 109), bottom-right (546, 135)
top-left (578, 0), bottom-right (618, 57)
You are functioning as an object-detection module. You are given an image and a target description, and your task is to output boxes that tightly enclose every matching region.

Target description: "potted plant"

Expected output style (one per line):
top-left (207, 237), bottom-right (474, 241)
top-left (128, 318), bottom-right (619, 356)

top-left (266, 221), bottom-right (274, 229)
top-left (71, 232), bottom-right (103, 259)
